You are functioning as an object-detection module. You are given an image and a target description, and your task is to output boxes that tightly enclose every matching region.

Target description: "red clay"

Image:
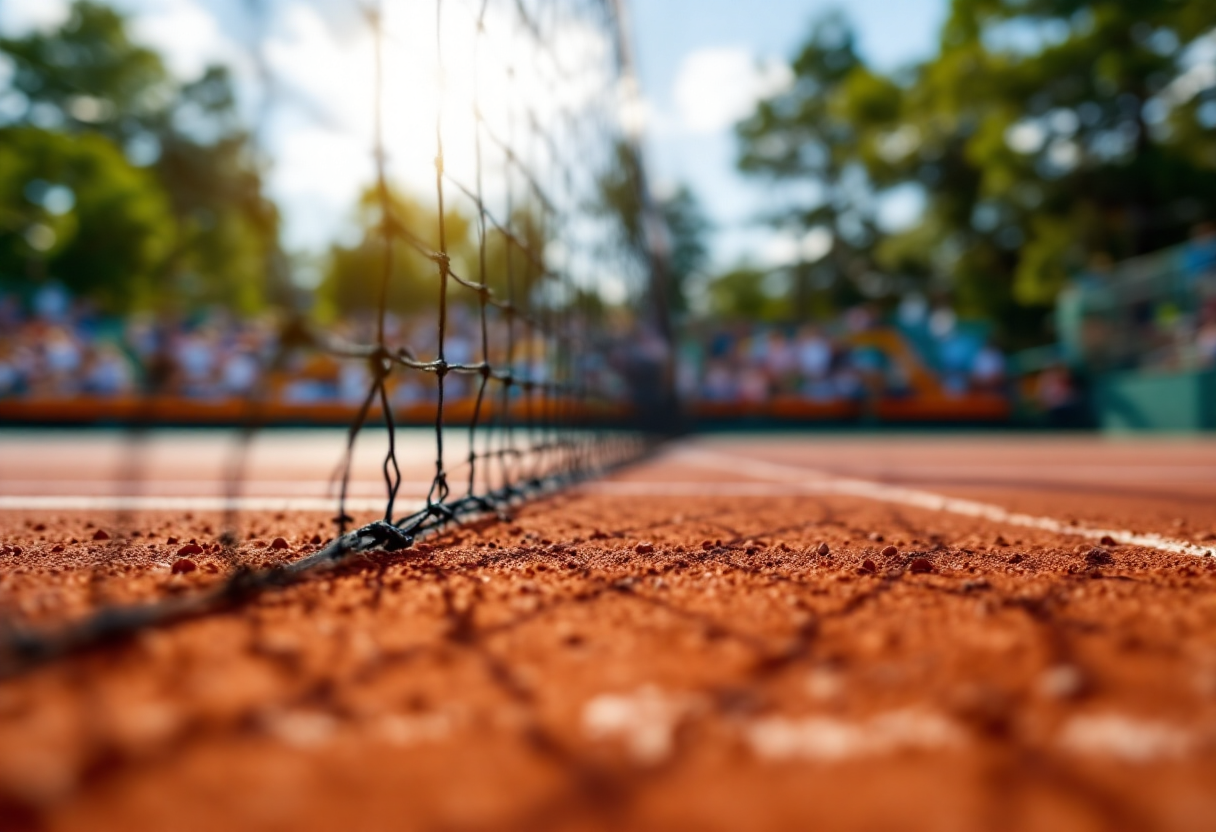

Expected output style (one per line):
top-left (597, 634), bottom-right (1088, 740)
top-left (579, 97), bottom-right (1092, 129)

top-left (1, 435), bottom-right (1216, 830)
top-left (0, 482), bottom-right (1213, 831)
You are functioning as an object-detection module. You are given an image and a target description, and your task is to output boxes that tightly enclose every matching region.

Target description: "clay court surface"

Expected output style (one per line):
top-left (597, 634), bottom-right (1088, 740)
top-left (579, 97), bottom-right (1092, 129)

top-left (2, 430), bottom-right (1216, 831)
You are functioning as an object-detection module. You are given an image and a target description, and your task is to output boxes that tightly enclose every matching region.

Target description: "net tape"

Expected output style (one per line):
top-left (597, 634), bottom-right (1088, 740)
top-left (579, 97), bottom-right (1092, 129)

top-left (0, 0), bottom-right (663, 675)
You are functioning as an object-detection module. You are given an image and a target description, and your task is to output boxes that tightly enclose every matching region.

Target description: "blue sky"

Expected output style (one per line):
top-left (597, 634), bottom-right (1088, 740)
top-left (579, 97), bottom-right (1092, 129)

top-left (631, 0), bottom-right (946, 268)
top-left (1, 0), bottom-right (948, 270)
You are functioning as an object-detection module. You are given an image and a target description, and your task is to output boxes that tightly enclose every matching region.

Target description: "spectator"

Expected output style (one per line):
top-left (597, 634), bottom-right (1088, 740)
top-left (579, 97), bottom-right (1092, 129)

top-left (32, 281), bottom-right (70, 322)
top-left (795, 325), bottom-right (832, 381)
top-left (971, 341), bottom-right (1006, 394)
top-left (1035, 363), bottom-right (1082, 425)
top-left (702, 359), bottom-right (735, 402)
top-left (897, 293), bottom-right (929, 328)
top-left (1183, 221), bottom-right (1216, 290)
top-left (1197, 300), bottom-right (1216, 368)
top-left (0, 343), bottom-right (20, 396)
top-left (174, 328), bottom-right (219, 397)
top-left (81, 343), bottom-right (133, 395)
top-left (737, 364), bottom-right (769, 404)
top-left (220, 345), bottom-right (260, 395)
top-left (44, 325), bottom-right (83, 394)
top-left (764, 330), bottom-right (796, 392)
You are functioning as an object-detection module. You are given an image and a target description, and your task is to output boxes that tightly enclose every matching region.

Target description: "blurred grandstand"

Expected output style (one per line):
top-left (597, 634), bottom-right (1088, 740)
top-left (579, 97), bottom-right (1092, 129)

top-left (0, 285), bottom-right (639, 426)
top-left (1, 278), bottom-right (1011, 426)
top-left (6, 224), bottom-right (1216, 429)
top-left (1054, 223), bottom-right (1216, 374)
top-left (1013, 224), bottom-right (1216, 429)
top-left (678, 301), bottom-right (1009, 425)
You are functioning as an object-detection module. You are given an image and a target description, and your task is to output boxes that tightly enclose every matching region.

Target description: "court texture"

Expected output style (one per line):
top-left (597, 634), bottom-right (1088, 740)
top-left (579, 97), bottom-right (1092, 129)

top-left (0, 428), bottom-right (1214, 831)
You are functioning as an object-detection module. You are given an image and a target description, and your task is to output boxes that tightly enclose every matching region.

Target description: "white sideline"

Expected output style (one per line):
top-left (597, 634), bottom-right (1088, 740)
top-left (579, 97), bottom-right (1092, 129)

top-left (0, 496), bottom-right (415, 513)
top-left (0, 480), bottom-right (435, 496)
top-left (2, 445), bottom-right (1211, 558)
top-left (665, 446), bottom-right (1215, 559)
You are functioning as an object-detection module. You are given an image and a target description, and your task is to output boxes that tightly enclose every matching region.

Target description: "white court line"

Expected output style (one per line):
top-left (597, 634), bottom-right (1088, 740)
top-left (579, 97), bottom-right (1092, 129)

top-left (667, 446), bottom-right (1215, 559)
top-left (580, 482), bottom-right (816, 497)
top-left (762, 464), bottom-right (1216, 482)
top-left (0, 496), bottom-right (418, 513)
top-left (4, 448), bottom-right (1211, 558)
top-left (0, 480), bottom-right (435, 490)
top-left (0, 480), bottom-right (434, 498)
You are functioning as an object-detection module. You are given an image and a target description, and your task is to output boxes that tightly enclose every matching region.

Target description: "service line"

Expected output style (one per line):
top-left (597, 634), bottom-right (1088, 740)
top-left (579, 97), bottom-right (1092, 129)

top-left (4, 445), bottom-right (1210, 559)
top-left (661, 446), bottom-right (1215, 560)
top-left (0, 496), bottom-right (407, 513)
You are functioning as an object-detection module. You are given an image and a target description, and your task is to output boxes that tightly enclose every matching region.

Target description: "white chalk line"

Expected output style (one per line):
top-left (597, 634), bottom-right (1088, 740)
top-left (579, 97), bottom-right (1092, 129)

top-left (668, 446), bottom-right (1215, 559)
top-left (0, 496), bottom-right (419, 513)
top-left (0, 483), bottom-right (817, 511)
top-left (3, 447), bottom-right (1212, 558)
top-left (0, 480), bottom-right (435, 498)
top-left (579, 482), bottom-right (808, 497)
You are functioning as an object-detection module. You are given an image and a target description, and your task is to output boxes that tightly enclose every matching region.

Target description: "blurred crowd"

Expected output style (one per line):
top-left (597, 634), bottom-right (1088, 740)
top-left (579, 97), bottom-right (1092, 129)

top-left (0, 284), bottom-right (627, 407)
top-left (1058, 224), bottom-right (1216, 374)
top-left (0, 284), bottom-right (275, 401)
top-left (1, 281), bottom-right (1007, 415)
top-left (9, 227), bottom-right (1216, 419)
top-left (678, 301), bottom-right (1008, 407)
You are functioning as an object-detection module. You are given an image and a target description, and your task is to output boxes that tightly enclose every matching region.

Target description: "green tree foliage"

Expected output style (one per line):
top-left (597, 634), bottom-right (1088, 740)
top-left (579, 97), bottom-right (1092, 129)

top-left (707, 267), bottom-right (790, 321)
top-left (317, 187), bottom-right (478, 318)
top-left (735, 1), bottom-right (1216, 346)
top-left (736, 12), bottom-right (884, 318)
top-left (656, 185), bottom-right (710, 316)
top-left (0, 0), bottom-right (281, 313)
top-left (596, 141), bottom-right (649, 258)
top-left (594, 139), bottom-right (671, 327)
top-left (0, 1), bottom-right (166, 140)
top-left (155, 67), bottom-right (283, 313)
top-left (0, 125), bottom-right (172, 308)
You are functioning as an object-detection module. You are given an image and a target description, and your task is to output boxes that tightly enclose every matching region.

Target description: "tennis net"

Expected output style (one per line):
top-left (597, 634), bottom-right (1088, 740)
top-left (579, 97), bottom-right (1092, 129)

top-left (0, 0), bottom-right (668, 673)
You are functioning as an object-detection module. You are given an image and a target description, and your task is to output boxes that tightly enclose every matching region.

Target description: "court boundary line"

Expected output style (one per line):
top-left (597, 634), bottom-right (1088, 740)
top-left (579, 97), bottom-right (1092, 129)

top-left (3, 447), bottom-right (1212, 558)
top-left (672, 446), bottom-right (1216, 559)
top-left (0, 497), bottom-right (413, 512)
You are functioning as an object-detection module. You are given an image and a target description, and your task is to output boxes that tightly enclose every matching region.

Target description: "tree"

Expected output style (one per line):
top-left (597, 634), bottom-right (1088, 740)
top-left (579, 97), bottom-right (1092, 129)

top-left (318, 187), bottom-right (476, 319)
top-left (0, 125), bottom-right (173, 309)
top-left (0, 1), bottom-right (282, 313)
top-left (887, 0), bottom-right (1216, 341)
top-left (706, 266), bottom-right (791, 321)
top-left (154, 66), bottom-right (284, 314)
top-left (735, 1), bottom-right (1216, 347)
top-left (735, 12), bottom-right (885, 318)
top-left (595, 139), bottom-right (671, 335)
top-left (0, 1), bottom-right (167, 144)
top-left (655, 185), bottom-right (710, 317)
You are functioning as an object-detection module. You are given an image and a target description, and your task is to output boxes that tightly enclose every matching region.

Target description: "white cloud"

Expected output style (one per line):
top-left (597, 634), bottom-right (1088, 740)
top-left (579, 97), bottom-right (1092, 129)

top-left (261, 1), bottom-right (619, 251)
top-left (1005, 120), bottom-right (1046, 154)
top-left (617, 75), bottom-right (651, 139)
top-left (877, 183), bottom-right (926, 232)
top-left (271, 126), bottom-right (374, 251)
top-left (800, 226), bottom-right (834, 262)
top-left (673, 47), bottom-right (791, 134)
top-left (0, 0), bottom-right (239, 84)
top-left (128, 0), bottom-right (242, 82)
top-left (760, 233), bottom-right (799, 267)
top-left (0, 0), bottom-right (244, 86)
top-left (258, 2), bottom-right (381, 251)
top-left (759, 226), bottom-right (834, 269)
top-left (0, 0), bottom-right (69, 35)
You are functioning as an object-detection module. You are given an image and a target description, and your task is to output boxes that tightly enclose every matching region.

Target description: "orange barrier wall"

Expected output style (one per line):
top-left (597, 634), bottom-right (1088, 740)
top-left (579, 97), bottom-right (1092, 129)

top-left (0, 396), bottom-right (632, 427)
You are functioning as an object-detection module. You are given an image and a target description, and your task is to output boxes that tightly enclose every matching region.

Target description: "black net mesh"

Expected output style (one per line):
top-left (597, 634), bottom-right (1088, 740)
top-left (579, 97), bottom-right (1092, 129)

top-left (0, 0), bottom-right (667, 674)
top-left (323, 0), bottom-right (664, 548)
